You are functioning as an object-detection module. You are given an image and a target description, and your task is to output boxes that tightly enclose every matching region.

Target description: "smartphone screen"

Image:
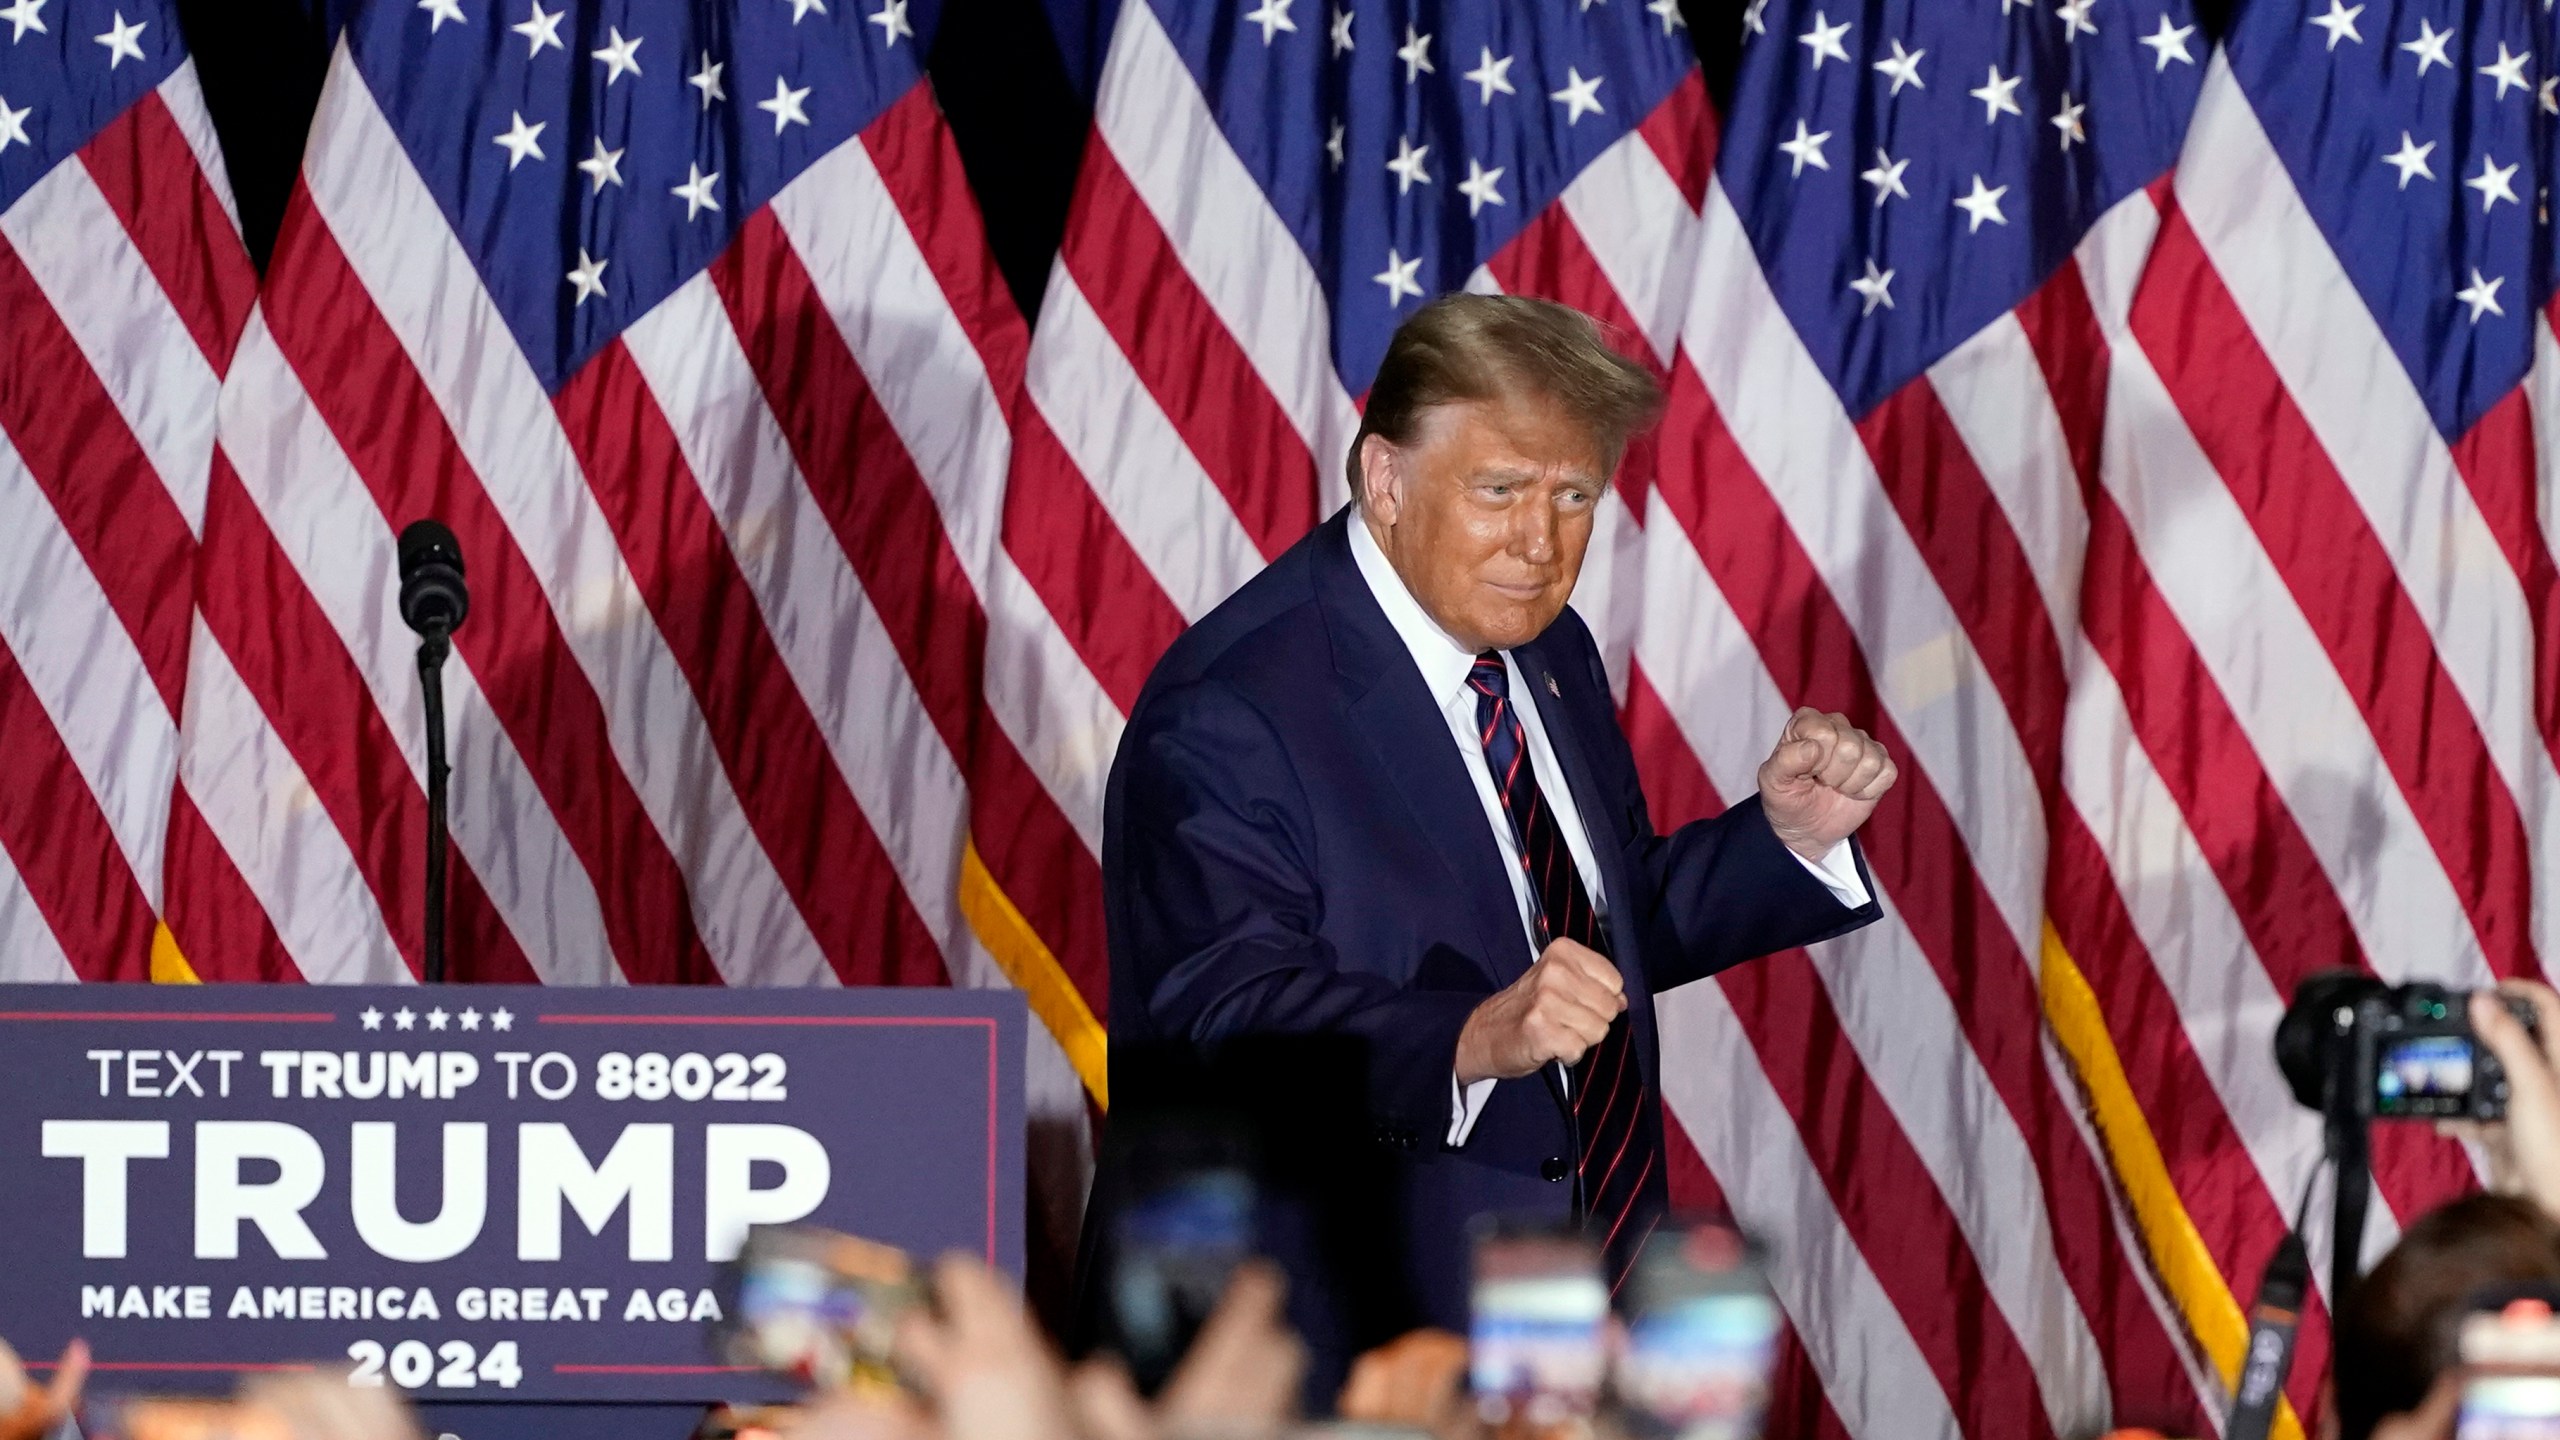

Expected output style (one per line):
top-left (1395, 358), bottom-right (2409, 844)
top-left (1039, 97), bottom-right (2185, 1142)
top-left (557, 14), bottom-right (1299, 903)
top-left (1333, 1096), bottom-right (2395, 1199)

top-left (721, 1225), bottom-right (921, 1391)
top-left (1109, 1166), bottom-right (1258, 1394)
top-left (1470, 1224), bottom-right (1609, 1430)
top-left (1614, 1221), bottom-right (1783, 1440)
top-left (2458, 1294), bottom-right (2560, 1439)
top-left (2461, 1377), bottom-right (2560, 1438)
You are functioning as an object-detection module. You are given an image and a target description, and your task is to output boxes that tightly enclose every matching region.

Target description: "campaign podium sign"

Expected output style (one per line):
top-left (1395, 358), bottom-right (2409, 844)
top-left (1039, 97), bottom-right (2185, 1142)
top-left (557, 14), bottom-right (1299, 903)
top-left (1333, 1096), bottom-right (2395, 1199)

top-left (0, 984), bottom-right (1024, 1403)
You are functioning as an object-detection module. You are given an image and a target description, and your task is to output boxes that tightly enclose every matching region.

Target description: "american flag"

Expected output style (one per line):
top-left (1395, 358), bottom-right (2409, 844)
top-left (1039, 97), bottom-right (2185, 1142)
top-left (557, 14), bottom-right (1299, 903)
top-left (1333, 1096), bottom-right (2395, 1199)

top-left (2066, 0), bottom-right (2560, 1426)
top-left (1653, 0), bottom-right (2559, 1434)
top-left (0, 0), bottom-right (254, 986)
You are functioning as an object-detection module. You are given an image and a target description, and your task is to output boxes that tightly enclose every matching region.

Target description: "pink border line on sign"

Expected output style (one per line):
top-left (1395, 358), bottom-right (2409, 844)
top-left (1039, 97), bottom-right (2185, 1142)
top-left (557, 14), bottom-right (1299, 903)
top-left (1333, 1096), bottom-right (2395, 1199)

top-left (550, 1364), bottom-right (762, 1375)
top-left (537, 1013), bottom-right (1005, 1264)
top-left (0, 1012), bottom-right (336, 1022)
top-left (537, 1015), bottom-right (992, 1026)
top-left (26, 1361), bottom-right (319, 1373)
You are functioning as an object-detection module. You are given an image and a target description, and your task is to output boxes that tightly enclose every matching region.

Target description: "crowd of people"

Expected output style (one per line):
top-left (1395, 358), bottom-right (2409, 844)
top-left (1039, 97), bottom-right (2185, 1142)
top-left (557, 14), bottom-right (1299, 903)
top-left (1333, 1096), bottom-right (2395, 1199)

top-left (15, 977), bottom-right (2560, 1440)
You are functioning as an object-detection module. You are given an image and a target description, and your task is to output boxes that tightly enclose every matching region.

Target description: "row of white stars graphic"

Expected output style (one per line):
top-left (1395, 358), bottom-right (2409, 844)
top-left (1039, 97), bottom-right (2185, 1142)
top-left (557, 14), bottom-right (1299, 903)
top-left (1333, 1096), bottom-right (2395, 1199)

top-left (424, 0), bottom-right (912, 48)
top-left (2309, 0), bottom-right (2545, 105)
top-left (1243, 0), bottom-right (1687, 53)
top-left (1782, 4), bottom-right (2197, 70)
top-left (0, 4), bottom-right (151, 157)
top-left (358, 1004), bottom-right (515, 1032)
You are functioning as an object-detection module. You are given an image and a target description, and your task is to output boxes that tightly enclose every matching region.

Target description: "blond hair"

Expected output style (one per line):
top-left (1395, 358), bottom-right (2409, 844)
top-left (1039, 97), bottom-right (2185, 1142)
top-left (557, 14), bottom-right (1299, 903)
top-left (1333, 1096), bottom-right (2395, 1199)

top-left (1349, 294), bottom-right (1663, 505)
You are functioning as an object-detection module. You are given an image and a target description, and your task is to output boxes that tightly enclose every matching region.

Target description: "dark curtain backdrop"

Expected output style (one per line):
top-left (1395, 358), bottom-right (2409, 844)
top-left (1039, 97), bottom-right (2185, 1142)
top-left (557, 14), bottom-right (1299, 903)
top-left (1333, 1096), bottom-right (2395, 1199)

top-left (171, 0), bottom-right (2243, 323)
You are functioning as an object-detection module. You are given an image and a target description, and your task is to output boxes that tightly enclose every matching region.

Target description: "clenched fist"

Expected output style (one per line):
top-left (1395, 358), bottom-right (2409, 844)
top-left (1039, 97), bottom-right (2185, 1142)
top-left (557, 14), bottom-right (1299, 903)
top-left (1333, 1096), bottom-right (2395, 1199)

top-left (1758, 707), bottom-right (1895, 862)
top-left (1454, 939), bottom-right (1626, 1084)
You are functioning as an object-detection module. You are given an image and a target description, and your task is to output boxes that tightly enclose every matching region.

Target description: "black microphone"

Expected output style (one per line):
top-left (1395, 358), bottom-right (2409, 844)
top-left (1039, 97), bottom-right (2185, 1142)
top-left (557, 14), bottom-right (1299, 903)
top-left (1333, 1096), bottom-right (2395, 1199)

top-left (2226, 1231), bottom-right (2309, 1440)
top-left (397, 519), bottom-right (466, 987)
top-left (398, 519), bottom-right (469, 639)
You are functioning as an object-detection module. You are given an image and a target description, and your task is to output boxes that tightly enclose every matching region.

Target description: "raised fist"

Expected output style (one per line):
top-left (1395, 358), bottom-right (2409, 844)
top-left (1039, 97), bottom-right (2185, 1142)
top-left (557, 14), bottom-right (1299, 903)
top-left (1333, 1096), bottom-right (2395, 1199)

top-left (1758, 707), bottom-right (1894, 862)
top-left (1454, 938), bottom-right (1627, 1083)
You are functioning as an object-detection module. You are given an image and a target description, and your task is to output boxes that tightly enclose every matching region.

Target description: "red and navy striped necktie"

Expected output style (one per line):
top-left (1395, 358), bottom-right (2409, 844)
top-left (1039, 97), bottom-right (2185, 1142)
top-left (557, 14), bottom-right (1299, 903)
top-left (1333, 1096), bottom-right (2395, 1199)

top-left (1466, 651), bottom-right (1656, 1273)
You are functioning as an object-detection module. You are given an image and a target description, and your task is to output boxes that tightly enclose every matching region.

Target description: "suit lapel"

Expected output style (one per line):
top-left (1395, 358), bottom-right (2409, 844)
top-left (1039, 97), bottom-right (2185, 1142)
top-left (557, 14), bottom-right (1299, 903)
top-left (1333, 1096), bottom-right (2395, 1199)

top-left (1313, 514), bottom-right (1537, 989)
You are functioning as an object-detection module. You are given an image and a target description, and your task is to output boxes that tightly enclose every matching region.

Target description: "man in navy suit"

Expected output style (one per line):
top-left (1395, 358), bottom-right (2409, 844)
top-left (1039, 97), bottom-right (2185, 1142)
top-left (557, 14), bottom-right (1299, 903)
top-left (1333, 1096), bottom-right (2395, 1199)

top-left (1096, 295), bottom-right (1892, 1372)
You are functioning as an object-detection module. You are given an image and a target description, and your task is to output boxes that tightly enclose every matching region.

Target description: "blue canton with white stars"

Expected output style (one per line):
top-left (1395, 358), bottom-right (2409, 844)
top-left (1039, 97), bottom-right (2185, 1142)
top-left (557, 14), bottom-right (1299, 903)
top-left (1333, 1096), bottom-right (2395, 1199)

top-left (1720, 0), bottom-right (2203, 417)
top-left (349, 0), bottom-right (943, 392)
top-left (0, 0), bottom-right (184, 217)
top-left (1149, 0), bottom-right (1697, 395)
top-left (2227, 0), bottom-right (2558, 440)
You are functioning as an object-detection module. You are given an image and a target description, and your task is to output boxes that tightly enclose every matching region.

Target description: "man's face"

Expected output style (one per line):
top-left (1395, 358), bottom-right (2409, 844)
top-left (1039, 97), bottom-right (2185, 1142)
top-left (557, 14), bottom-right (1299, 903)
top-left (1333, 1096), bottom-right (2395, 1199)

top-left (1361, 394), bottom-right (1606, 654)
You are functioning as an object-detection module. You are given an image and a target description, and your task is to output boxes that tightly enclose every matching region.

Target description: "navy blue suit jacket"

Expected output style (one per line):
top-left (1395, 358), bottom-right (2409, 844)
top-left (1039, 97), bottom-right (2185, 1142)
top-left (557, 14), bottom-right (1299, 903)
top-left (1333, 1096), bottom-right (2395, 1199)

top-left (1097, 508), bottom-right (1883, 1346)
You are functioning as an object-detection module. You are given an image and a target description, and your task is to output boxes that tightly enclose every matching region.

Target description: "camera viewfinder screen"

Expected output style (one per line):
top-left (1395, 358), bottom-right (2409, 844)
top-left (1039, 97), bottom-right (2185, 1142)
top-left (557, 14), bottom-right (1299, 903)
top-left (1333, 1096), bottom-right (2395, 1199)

top-left (2377, 1034), bottom-right (2477, 1114)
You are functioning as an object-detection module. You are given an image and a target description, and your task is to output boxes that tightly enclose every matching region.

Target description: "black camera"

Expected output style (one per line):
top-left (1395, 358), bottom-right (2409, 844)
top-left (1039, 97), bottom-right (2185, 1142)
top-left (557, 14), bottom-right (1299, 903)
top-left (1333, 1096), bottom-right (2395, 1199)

top-left (2275, 972), bottom-right (2538, 1122)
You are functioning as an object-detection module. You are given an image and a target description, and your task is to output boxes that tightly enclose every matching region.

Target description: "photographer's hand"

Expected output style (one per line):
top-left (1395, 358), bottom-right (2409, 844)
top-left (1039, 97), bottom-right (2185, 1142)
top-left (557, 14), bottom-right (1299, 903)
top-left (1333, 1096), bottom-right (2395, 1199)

top-left (2467, 985), bottom-right (2560, 1225)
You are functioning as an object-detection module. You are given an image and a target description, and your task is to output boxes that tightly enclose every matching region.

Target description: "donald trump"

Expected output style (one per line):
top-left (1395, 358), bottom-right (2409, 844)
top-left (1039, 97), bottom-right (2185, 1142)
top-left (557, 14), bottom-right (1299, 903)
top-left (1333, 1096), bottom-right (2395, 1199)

top-left (1098, 293), bottom-right (1892, 1364)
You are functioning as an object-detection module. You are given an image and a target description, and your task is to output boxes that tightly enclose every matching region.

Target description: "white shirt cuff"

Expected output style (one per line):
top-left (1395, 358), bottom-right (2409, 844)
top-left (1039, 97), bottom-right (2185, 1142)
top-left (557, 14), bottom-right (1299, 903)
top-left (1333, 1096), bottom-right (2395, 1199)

top-left (1793, 839), bottom-right (1871, 909)
top-left (1448, 1073), bottom-right (1500, 1147)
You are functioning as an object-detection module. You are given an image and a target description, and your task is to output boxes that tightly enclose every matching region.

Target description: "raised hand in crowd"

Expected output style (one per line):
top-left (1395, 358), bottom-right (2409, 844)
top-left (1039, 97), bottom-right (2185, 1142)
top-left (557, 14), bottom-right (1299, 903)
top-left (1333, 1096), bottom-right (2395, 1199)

top-left (1336, 1328), bottom-right (1469, 1439)
top-left (1070, 1262), bottom-right (1303, 1440)
top-left (891, 1255), bottom-right (1082, 1440)
top-left (0, 1338), bottom-right (85, 1440)
top-left (2464, 982), bottom-right (2560, 1222)
top-left (799, 1254), bottom-right (1301, 1440)
top-left (1139, 1261), bottom-right (1301, 1440)
top-left (236, 1372), bottom-right (427, 1440)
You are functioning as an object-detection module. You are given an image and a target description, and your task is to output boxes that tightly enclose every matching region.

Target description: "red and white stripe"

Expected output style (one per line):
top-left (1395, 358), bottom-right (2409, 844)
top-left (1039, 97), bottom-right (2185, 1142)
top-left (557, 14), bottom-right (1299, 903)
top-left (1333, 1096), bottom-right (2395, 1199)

top-left (0, 60), bottom-right (253, 984)
top-left (2062, 46), bottom-right (2533, 1334)
top-left (1627, 35), bottom-right (2560, 1426)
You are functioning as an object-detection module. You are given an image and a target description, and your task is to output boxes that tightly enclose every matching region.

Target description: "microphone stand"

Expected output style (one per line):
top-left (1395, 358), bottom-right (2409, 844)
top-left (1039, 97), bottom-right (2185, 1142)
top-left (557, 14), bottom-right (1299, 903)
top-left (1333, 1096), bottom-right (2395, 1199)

top-left (399, 517), bottom-right (468, 988)
top-left (417, 624), bottom-right (452, 987)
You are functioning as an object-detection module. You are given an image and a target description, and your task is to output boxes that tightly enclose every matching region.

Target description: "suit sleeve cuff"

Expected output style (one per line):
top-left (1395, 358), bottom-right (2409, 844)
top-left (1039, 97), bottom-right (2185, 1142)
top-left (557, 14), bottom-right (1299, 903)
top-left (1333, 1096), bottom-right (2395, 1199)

top-left (1791, 838), bottom-right (1871, 909)
top-left (1447, 1073), bottom-right (1500, 1147)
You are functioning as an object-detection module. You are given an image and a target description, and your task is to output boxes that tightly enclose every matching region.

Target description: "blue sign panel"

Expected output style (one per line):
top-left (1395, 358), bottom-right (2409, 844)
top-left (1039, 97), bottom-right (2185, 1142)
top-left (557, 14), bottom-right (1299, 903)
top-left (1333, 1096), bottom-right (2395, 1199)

top-left (0, 984), bottom-right (1024, 1403)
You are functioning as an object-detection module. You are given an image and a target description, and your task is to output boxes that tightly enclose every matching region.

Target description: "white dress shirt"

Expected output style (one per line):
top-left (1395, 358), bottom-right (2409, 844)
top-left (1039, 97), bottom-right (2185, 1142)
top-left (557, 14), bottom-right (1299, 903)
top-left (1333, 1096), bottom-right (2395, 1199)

top-left (1344, 515), bottom-right (1871, 1147)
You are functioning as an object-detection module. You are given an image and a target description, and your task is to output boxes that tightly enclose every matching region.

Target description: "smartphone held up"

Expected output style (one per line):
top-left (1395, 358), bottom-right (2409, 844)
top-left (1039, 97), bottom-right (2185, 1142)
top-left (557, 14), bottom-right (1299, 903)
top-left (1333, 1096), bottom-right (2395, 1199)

top-left (1467, 1215), bottom-right (1782, 1440)
top-left (2460, 1290), bottom-right (2560, 1440)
